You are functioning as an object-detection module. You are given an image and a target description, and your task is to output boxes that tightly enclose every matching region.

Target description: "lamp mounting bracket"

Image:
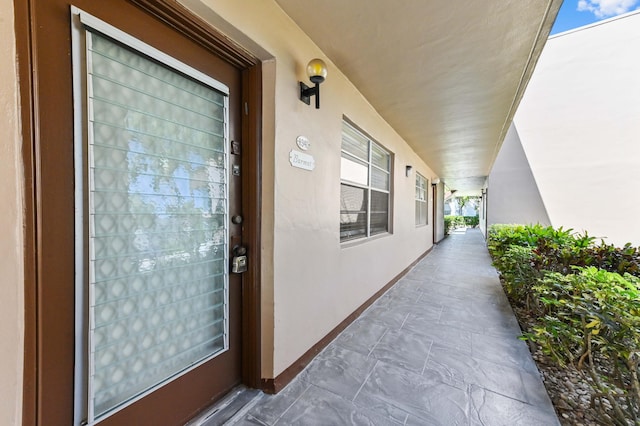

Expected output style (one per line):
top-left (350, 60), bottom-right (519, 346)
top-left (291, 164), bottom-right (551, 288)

top-left (299, 81), bottom-right (318, 107)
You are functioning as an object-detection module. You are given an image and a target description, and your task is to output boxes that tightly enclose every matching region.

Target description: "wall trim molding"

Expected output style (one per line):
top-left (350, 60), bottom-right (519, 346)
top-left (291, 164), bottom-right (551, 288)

top-left (261, 247), bottom-right (433, 394)
top-left (128, 0), bottom-right (258, 69)
top-left (14, 0), bottom-right (39, 423)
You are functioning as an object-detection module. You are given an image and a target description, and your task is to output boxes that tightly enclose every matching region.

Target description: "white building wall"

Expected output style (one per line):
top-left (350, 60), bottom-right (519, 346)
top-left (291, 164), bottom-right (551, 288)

top-left (487, 123), bottom-right (550, 227)
top-left (186, 0), bottom-right (437, 378)
top-left (514, 11), bottom-right (640, 246)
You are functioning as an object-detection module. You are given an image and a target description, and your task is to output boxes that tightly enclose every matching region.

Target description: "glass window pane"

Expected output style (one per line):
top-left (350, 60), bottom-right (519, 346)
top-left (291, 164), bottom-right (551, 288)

top-left (415, 173), bottom-right (427, 225)
top-left (342, 122), bottom-right (369, 161)
top-left (340, 153), bottom-right (368, 186)
top-left (370, 190), bottom-right (389, 235)
top-left (415, 174), bottom-right (426, 201)
top-left (422, 203), bottom-right (428, 224)
top-left (371, 143), bottom-right (389, 171)
top-left (340, 184), bottom-right (367, 241)
top-left (416, 201), bottom-right (427, 226)
top-left (86, 31), bottom-right (228, 418)
top-left (340, 121), bottom-right (393, 242)
top-left (371, 167), bottom-right (389, 191)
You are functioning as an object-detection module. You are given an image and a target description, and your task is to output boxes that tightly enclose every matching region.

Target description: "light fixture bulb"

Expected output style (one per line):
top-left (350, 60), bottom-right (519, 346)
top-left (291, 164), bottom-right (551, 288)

top-left (306, 58), bottom-right (327, 84)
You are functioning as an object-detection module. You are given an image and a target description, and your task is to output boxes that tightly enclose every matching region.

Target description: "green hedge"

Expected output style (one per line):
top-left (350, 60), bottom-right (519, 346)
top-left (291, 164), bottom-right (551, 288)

top-left (444, 215), bottom-right (479, 234)
top-left (487, 224), bottom-right (640, 277)
top-left (464, 216), bottom-right (479, 227)
top-left (528, 268), bottom-right (640, 424)
top-left (444, 215), bottom-right (463, 234)
top-left (487, 224), bottom-right (640, 423)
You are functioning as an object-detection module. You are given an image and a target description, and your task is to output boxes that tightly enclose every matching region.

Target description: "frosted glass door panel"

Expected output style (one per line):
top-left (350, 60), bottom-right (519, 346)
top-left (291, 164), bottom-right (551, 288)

top-left (86, 32), bottom-right (229, 418)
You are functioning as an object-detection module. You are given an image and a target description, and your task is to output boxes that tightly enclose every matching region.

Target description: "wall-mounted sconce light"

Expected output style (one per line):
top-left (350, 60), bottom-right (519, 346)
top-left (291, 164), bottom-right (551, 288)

top-left (405, 165), bottom-right (413, 177)
top-left (300, 58), bottom-right (328, 109)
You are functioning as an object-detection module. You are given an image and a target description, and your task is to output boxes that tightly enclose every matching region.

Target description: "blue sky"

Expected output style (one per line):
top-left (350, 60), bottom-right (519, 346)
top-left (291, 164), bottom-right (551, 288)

top-left (551, 0), bottom-right (640, 34)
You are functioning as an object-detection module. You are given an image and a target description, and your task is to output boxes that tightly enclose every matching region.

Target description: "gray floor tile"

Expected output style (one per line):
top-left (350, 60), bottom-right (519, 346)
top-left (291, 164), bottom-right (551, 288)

top-left (406, 305), bottom-right (443, 324)
top-left (369, 329), bottom-right (433, 373)
top-left (385, 283), bottom-right (424, 300)
top-left (359, 305), bottom-right (409, 329)
top-left (404, 414), bottom-right (449, 426)
top-left (468, 385), bottom-right (560, 426)
top-left (445, 284), bottom-right (505, 305)
top-left (471, 333), bottom-right (539, 374)
top-left (424, 343), bottom-right (530, 402)
top-left (438, 305), bottom-right (522, 338)
top-left (243, 379), bottom-right (310, 425)
top-left (383, 297), bottom-right (443, 319)
top-left (355, 361), bottom-right (468, 425)
top-left (398, 276), bottom-right (433, 288)
top-left (299, 345), bottom-right (377, 400)
top-left (424, 272), bottom-right (456, 284)
top-left (237, 230), bottom-right (557, 425)
top-left (233, 414), bottom-right (270, 425)
top-left (411, 278), bottom-right (451, 296)
top-left (352, 389), bottom-right (409, 425)
top-left (275, 385), bottom-right (396, 426)
top-left (439, 321), bottom-right (521, 341)
top-left (386, 281), bottom-right (422, 298)
top-left (471, 298), bottom-right (518, 319)
top-left (418, 287), bottom-right (468, 308)
top-left (404, 269), bottom-right (435, 281)
top-left (334, 319), bottom-right (389, 356)
top-left (401, 320), bottom-right (473, 354)
top-left (521, 369), bottom-right (557, 408)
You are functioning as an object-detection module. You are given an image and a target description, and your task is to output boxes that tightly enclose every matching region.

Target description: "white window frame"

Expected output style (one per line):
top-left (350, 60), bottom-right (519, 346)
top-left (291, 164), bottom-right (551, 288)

top-left (415, 172), bottom-right (428, 226)
top-left (340, 121), bottom-right (392, 242)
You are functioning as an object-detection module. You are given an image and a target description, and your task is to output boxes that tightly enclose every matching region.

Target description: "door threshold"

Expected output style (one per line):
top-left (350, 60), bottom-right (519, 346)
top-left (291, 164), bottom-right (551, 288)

top-left (186, 385), bottom-right (263, 426)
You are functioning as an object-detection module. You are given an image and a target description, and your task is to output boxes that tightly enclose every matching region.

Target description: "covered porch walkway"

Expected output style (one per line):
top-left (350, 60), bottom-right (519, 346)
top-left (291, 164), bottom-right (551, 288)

top-left (229, 229), bottom-right (559, 425)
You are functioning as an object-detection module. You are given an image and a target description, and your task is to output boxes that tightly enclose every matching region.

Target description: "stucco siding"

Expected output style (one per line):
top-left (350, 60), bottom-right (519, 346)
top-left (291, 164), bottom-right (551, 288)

top-left (487, 123), bottom-right (550, 227)
top-left (185, 0), bottom-right (437, 378)
top-left (514, 11), bottom-right (640, 246)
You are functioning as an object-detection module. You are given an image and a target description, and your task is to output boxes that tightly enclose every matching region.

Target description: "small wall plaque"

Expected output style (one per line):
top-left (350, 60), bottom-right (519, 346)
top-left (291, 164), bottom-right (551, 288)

top-left (289, 150), bottom-right (315, 171)
top-left (296, 135), bottom-right (311, 151)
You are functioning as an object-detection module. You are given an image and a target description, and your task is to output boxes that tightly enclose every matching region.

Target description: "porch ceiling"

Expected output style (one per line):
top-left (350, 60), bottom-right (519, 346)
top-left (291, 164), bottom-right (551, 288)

top-left (275, 0), bottom-right (561, 194)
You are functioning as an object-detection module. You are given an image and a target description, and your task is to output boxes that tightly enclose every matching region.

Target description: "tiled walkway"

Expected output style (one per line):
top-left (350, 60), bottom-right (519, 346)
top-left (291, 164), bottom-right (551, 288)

top-left (232, 229), bottom-right (559, 425)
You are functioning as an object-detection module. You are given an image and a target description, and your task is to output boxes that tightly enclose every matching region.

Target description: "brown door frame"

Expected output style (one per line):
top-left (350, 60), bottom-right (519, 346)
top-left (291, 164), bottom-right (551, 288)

top-left (15, 0), bottom-right (262, 424)
top-left (432, 182), bottom-right (439, 244)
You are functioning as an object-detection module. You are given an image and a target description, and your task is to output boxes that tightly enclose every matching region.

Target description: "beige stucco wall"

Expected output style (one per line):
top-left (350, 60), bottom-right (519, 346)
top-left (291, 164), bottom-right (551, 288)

top-left (0, 0), bottom-right (24, 424)
top-left (514, 11), bottom-right (640, 246)
top-left (183, 0), bottom-right (436, 377)
top-left (487, 123), bottom-right (550, 227)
